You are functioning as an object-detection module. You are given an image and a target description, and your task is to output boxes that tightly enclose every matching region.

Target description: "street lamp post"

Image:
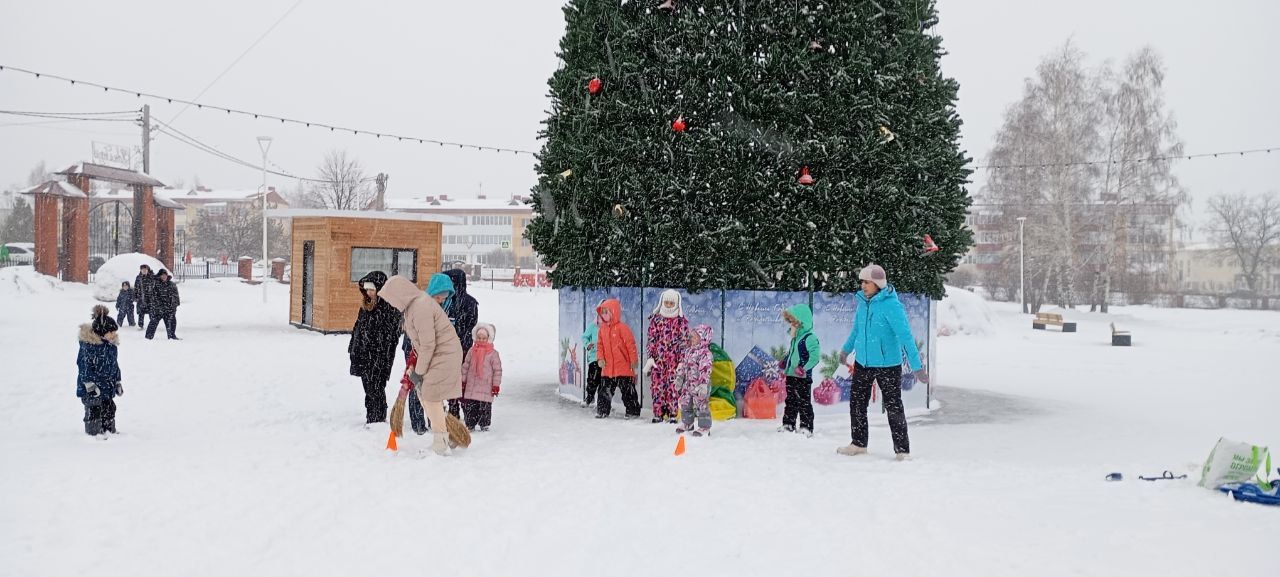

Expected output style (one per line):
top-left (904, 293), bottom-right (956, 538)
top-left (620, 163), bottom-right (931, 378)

top-left (1017, 216), bottom-right (1027, 314)
top-left (257, 136), bottom-right (273, 304)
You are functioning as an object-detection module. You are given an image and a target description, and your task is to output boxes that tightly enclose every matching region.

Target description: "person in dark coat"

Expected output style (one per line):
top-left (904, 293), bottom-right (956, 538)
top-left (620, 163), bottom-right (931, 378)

top-left (442, 268), bottom-right (479, 417)
top-left (145, 269), bottom-right (180, 340)
top-left (116, 281), bottom-right (136, 327)
top-left (402, 267), bottom-right (481, 431)
top-left (78, 309), bottom-right (123, 436)
top-left (134, 264), bottom-right (156, 330)
top-left (348, 271), bottom-right (403, 424)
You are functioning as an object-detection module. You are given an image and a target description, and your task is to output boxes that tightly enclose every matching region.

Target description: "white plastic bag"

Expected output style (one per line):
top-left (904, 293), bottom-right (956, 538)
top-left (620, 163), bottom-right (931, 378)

top-left (1198, 437), bottom-right (1270, 489)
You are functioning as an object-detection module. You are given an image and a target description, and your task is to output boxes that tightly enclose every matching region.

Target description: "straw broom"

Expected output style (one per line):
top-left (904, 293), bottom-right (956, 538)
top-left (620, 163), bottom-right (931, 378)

top-left (390, 352), bottom-right (417, 438)
top-left (446, 413), bottom-right (471, 449)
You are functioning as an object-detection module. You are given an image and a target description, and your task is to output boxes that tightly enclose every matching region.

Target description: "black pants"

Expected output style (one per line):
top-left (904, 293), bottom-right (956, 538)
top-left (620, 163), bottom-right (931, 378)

top-left (137, 306), bottom-right (150, 328)
top-left (596, 376), bottom-right (640, 418)
top-left (460, 398), bottom-right (492, 430)
top-left (117, 307), bottom-right (135, 327)
top-left (145, 311), bottom-right (177, 339)
top-left (849, 363), bottom-right (910, 454)
top-left (584, 361), bottom-right (602, 405)
top-left (361, 375), bottom-right (388, 423)
top-left (448, 398), bottom-right (462, 419)
top-left (782, 375), bottom-right (815, 431)
top-left (82, 396), bottom-right (117, 435)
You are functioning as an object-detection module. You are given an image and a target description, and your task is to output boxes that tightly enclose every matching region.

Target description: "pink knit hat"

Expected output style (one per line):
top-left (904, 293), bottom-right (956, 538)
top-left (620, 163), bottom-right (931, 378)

top-left (858, 264), bottom-right (888, 289)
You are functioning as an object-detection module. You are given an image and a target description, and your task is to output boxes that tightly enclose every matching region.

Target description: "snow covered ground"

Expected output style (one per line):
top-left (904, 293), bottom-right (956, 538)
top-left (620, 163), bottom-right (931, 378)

top-left (1, 277), bottom-right (1277, 576)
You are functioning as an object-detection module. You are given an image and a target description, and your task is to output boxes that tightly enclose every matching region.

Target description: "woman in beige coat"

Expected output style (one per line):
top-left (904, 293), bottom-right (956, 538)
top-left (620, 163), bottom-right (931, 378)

top-left (379, 274), bottom-right (463, 455)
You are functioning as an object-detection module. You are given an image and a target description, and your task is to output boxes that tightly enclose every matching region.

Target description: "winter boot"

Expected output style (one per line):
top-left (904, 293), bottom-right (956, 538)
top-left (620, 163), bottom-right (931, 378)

top-left (836, 444), bottom-right (868, 456)
top-left (651, 416), bottom-right (665, 424)
top-left (430, 432), bottom-right (449, 456)
top-left (799, 427), bottom-right (813, 438)
top-left (777, 425), bottom-right (795, 433)
top-left (895, 452), bottom-right (911, 462)
top-left (692, 428), bottom-right (710, 437)
top-left (676, 424), bottom-right (690, 434)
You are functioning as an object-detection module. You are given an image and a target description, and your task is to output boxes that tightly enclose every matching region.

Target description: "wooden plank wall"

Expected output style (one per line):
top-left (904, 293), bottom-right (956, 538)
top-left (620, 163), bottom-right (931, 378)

top-left (305, 217), bottom-right (441, 332)
top-left (290, 218), bottom-right (331, 326)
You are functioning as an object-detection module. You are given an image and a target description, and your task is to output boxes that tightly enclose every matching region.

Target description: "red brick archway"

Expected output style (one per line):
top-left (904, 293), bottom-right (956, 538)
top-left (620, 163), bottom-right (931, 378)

top-left (24, 162), bottom-right (168, 283)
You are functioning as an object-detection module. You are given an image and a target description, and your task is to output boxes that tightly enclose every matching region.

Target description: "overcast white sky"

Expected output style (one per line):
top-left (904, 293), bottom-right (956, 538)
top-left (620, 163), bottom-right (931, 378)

top-left (2, 0), bottom-right (1276, 230)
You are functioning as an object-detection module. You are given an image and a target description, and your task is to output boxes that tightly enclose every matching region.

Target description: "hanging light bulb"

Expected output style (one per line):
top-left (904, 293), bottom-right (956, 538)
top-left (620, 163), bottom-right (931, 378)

top-left (922, 234), bottom-right (940, 254)
top-left (798, 166), bottom-right (815, 185)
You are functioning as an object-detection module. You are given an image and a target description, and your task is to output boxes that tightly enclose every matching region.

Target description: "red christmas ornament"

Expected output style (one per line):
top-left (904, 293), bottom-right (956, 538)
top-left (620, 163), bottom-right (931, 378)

top-left (922, 234), bottom-right (940, 254)
top-left (588, 77), bottom-right (602, 95)
top-left (672, 116), bottom-right (687, 133)
top-left (797, 166), bottom-right (815, 185)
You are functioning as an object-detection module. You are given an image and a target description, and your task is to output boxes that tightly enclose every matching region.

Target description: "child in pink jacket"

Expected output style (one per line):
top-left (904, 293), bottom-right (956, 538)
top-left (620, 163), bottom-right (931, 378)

top-left (460, 323), bottom-right (503, 431)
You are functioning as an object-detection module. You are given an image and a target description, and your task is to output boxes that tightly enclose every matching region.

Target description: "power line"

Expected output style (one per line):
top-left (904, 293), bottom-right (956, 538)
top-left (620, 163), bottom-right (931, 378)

top-left (972, 147), bottom-right (1276, 170)
top-left (0, 64), bottom-right (537, 155)
top-left (0, 108), bottom-right (137, 116)
top-left (0, 109), bottom-right (137, 122)
top-left (166, 0), bottom-right (304, 126)
top-left (153, 118), bottom-right (372, 185)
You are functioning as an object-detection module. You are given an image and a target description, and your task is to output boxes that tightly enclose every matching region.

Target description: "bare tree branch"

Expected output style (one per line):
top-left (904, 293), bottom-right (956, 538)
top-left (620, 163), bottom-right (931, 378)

top-left (310, 149), bottom-right (372, 210)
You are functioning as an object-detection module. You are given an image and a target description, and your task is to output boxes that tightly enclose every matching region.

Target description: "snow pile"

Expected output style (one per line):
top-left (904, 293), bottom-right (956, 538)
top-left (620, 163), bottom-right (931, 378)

top-left (0, 266), bottom-right (61, 296)
top-left (938, 284), bottom-right (995, 336)
top-left (92, 253), bottom-right (166, 302)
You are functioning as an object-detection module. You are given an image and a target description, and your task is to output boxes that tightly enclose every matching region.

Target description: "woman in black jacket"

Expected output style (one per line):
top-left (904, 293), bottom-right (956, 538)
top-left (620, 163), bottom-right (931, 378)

top-left (349, 271), bottom-right (403, 424)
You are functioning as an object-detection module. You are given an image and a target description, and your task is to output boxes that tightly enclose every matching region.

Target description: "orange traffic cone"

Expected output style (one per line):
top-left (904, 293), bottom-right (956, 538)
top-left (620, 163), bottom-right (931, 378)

top-left (674, 435), bottom-right (686, 456)
top-left (386, 430), bottom-right (398, 451)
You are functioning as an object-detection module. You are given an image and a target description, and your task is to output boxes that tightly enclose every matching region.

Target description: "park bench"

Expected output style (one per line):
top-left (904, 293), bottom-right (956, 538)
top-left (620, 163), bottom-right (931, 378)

top-left (1111, 323), bottom-right (1132, 346)
top-left (1032, 312), bottom-right (1077, 332)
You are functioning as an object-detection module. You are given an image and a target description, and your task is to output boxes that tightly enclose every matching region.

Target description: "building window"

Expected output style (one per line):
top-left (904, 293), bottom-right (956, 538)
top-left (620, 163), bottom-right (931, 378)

top-left (350, 247), bottom-right (417, 282)
top-left (976, 231), bottom-right (1003, 244)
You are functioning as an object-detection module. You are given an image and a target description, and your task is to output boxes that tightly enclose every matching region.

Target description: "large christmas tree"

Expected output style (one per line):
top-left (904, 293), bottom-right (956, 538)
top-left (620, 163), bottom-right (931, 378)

top-left (527, 0), bottom-right (971, 298)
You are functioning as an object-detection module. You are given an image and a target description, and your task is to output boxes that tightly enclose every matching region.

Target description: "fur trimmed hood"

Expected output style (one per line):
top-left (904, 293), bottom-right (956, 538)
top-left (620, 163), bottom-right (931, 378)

top-left (79, 324), bottom-right (119, 346)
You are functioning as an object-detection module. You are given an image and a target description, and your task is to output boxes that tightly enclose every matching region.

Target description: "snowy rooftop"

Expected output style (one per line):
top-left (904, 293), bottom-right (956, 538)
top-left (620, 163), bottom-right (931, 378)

top-left (56, 162), bottom-right (164, 187)
top-left (266, 208), bottom-right (462, 224)
top-left (382, 195), bottom-right (533, 212)
top-left (21, 181), bottom-right (85, 198)
top-left (157, 188), bottom-right (271, 202)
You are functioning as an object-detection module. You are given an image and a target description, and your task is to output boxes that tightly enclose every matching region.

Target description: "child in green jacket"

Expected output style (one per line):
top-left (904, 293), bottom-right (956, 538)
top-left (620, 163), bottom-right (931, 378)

top-left (779, 304), bottom-right (820, 437)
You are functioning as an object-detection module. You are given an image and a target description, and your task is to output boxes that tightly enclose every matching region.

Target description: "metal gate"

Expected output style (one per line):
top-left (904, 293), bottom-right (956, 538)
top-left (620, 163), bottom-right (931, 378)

top-left (88, 200), bottom-right (133, 278)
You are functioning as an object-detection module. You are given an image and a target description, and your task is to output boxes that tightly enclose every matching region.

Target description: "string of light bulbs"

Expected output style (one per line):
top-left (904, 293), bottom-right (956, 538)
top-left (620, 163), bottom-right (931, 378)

top-left (0, 64), bottom-right (538, 155)
top-left (971, 147), bottom-right (1275, 170)
top-left (4, 64), bottom-right (1273, 171)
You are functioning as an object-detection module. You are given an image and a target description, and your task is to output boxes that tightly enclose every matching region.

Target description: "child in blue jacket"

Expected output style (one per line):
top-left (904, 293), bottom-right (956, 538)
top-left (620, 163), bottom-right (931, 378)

top-left (78, 307), bottom-right (123, 436)
top-left (116, 282), bottom-right (136, 327)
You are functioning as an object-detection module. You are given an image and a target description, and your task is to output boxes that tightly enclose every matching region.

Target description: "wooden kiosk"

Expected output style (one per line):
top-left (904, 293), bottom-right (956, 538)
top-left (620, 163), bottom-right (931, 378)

top-left (269, 209), bottom-right (454, 333)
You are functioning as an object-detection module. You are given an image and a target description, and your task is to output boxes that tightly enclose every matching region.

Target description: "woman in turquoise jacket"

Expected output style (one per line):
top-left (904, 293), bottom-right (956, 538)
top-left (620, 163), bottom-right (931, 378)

top-left (836, 264), bottom-right (928, 460)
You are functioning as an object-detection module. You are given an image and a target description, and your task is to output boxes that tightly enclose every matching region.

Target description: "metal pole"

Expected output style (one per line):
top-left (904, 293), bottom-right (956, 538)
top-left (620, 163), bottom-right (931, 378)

top-left (1018, 216), bottom-right (1026, 313)
top-left (257, 136), bottom-right (273, 303)
top-left (141, 105), bottom-right (151, 174)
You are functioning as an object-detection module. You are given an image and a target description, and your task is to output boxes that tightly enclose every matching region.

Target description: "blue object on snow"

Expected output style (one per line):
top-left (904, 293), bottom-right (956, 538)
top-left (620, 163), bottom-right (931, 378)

top-left (1218, 483), bottom-right (1280, 506)
top-left (1105, 473), bottom-right (1123, 482)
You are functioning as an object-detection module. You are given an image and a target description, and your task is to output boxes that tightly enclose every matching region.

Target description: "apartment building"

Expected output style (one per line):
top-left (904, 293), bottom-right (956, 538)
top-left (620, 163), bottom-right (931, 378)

top-left (383, 194), bottom-right (537, 267)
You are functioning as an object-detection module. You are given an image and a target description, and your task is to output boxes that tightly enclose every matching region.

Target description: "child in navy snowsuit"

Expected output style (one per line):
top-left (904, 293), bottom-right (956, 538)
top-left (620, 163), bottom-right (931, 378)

top-left (78, 308), bottom-right (123, 436)
top-left (116, 282), bottom-right (136, 327)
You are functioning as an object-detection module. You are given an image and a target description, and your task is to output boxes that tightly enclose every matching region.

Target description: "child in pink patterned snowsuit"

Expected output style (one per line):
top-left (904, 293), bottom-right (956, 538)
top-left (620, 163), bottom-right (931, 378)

top-left (674, 324), bottom-right (714, 436)
top-left (644, 289), bottom-right (689, 423)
